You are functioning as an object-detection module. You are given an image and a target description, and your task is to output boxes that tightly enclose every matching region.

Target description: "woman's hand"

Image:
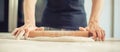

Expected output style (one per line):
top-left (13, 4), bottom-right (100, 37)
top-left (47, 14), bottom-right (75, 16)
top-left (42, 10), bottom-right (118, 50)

top-left (12, 24), bottom-right (44, 40)
top-left (79, 23), bottom-right (105, 41)
top-left (87, 22), bottom-right (105, 41)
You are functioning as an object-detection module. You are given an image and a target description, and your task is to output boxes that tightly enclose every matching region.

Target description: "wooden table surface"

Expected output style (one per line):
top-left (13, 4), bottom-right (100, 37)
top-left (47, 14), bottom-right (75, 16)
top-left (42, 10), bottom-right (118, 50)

top-left (0, 33), bottom-right (120, 52)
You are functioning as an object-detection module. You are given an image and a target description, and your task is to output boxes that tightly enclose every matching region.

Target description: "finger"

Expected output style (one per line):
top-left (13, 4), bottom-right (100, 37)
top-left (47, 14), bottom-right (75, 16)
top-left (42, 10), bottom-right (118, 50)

top-left (100, 29), bottom-right (104, 41)
top-left (40, 27), bottom-right (44, 31)
top-left (92, 31), bottom-right (97, 41)
top-left (85, 27), bottom-right (89, 31)
top-left (36, 27), bottom-right (44, 31)
top-left (24, 29), bottom-right (30, 40)
top-left (97, 30), bottom-right (102, 41)
top-left (15, 30), bottom-right (21, 38)
top-left (79, 27), bottom-right (86, 31)
top-left (16, 30), bottom-right (25, 40)
top-left (102, 30), bottom-right (105, 41)
top-left (11, 28), bottom-right (19, 36)
top-left (100, 30), bottom-right (103, 41)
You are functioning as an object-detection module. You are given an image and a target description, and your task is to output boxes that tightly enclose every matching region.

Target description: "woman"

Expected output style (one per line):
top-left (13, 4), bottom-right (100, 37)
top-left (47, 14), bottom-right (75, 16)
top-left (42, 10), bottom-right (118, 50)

top-left (12, 0), bottom-right (105, 41)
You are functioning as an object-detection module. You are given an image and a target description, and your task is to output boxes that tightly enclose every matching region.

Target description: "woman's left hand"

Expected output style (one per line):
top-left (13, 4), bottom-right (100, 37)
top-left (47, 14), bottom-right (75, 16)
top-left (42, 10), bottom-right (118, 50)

top-left (80, 23), bottom-right (105, 41)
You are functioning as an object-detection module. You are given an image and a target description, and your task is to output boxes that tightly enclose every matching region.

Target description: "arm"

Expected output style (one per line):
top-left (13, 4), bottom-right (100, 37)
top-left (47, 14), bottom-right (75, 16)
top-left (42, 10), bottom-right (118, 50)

top-left (87, 0), bottom-right (105, 41)
top-left (23, 0), bottom-right (37, 26)
top-left (89, 0), bottom-right (104, 24)
top-left (12, 0), bottom-right (38, 40)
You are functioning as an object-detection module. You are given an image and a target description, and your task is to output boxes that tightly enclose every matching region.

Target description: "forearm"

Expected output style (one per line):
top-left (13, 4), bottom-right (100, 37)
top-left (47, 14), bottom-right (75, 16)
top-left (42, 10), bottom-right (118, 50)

top-left (28, 31), bottom-right (91, 37)
top-left (23, 0), bottom-right (37, 26)
top-left (89, 0), bottom-right (104, 24)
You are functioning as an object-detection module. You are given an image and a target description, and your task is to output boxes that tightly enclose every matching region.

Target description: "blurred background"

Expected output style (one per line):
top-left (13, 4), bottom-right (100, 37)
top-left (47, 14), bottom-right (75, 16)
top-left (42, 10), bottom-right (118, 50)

top-left (0, 0), bottom-right (120, 39)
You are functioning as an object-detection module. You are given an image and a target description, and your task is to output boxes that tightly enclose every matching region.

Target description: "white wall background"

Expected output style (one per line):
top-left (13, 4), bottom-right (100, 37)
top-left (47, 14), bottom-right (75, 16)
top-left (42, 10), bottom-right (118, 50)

top-left (85, 0), bottom-right (113, 38)
top-left (9, 0), bottom-right (18, 32)
top-left (114, 0), bottom-right (120, 38)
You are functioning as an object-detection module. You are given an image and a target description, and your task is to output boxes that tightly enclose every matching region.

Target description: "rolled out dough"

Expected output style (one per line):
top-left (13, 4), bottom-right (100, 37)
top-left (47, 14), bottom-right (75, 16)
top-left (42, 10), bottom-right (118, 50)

top-left (28, 36), bottom-right (94, 42)
top-left (0, 34), bottom-right (94, 42)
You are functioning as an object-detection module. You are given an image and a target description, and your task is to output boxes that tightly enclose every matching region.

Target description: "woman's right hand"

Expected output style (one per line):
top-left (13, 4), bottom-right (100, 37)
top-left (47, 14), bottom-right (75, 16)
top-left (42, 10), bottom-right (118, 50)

top-left (12, 24), bottom-right (44, 40)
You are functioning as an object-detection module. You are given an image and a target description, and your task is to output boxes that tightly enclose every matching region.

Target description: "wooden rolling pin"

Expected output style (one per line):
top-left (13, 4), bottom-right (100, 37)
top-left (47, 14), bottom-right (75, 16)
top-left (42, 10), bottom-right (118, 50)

top-left (29, 31), bottom-right (92, 38)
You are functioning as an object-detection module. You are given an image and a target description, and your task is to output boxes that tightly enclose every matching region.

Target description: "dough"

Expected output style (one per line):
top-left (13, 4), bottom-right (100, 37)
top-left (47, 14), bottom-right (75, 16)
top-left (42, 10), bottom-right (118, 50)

top-left (28, 36), bottom-right (94, 42)
top-left (0, 34), bottom-right (94, 42)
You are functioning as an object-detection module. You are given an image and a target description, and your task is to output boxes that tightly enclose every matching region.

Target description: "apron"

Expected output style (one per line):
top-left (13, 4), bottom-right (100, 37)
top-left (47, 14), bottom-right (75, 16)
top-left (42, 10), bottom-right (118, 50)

top-left (41, 0), bottom-right (87, 30)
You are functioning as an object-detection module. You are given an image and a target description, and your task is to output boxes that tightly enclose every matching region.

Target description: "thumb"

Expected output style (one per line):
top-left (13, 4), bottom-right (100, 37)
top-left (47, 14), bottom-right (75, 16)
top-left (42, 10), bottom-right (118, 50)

top-left (79, 27), bottom-right (86, 31)
top-left (36, 27), bottom-right (44, 31)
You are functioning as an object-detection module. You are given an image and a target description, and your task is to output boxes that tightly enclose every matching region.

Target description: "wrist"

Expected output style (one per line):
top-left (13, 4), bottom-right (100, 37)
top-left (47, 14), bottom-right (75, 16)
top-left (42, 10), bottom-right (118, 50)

top-left (89, 20), bottom-right (98, 24)
top-left (89, 17), bottom-right (99, 25)
top-left (24, 23), bottom-right (36, 27)
top-left (24, 19), bottom-right (36, 26)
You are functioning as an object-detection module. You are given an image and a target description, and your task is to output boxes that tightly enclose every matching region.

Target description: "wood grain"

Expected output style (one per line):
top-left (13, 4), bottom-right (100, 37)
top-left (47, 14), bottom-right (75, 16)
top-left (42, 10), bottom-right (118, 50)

top-left (29, 31), bottom-right (92, 37)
